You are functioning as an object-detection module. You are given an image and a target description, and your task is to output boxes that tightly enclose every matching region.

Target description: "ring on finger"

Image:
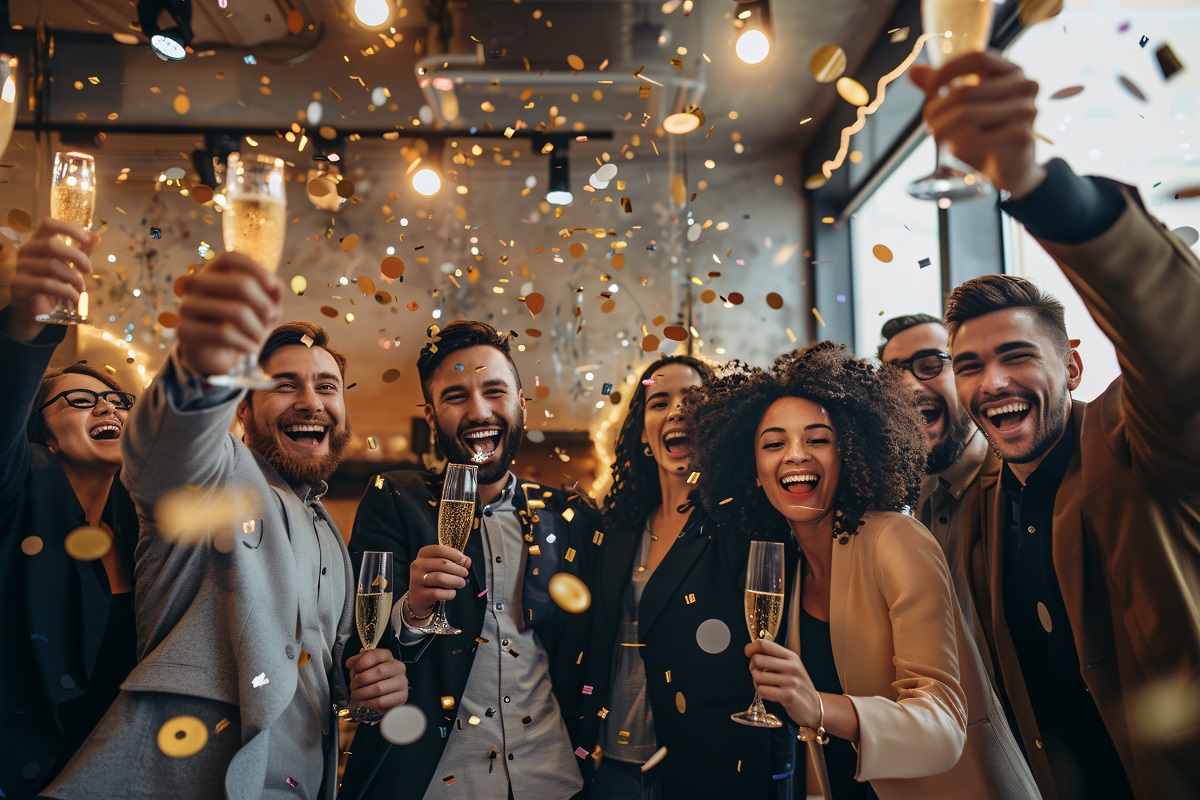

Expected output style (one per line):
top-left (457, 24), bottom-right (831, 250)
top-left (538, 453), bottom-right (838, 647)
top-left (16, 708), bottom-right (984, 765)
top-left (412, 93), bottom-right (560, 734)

top-left (422, 572), bottom-right (430, 586)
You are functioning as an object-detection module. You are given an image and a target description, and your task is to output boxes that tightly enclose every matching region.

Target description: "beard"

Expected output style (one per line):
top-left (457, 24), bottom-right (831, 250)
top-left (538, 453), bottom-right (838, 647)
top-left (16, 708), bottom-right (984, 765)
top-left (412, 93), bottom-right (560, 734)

top-left (973, 389), bottom-right (1070, 465)
top-left (927, 407), bottom-right (975, 474)
top-left (243, 410), bottom-right (351, 487)
top-left (436, 415), bottom-right (523, 485)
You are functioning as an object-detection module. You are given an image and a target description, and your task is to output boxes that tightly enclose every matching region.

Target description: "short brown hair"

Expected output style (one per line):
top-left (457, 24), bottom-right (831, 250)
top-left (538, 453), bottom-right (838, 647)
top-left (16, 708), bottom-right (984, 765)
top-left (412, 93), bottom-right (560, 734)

top-left (945, 275), bottom-right (1069, 356)
top-left (260, 321), bottom-right (348, 379)
top-left (28, 363), bottom-right (127, 445)
top-left (416, 320), bottom-right (520, 403)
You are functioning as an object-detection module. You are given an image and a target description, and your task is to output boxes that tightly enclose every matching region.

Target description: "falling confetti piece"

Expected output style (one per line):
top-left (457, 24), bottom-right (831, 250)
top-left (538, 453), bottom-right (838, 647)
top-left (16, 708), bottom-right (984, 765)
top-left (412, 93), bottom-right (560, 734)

top-left (641, 334), bottom-right (661, 352)
top-left (252, 672), bottom-right (269, 688)
top-left (601, 383), bottom-right (613, 395)
top-left (642, 746), bottom-right (668, 772)
top-left (64, 526), bottom-right (111, 561)
top-left (191, 185), bottom-right (214, 204)
top-left (286, 778), bottom-right (298, 789)
top-left (812, 308), bottom-right (827, 328)
top-left (290, 275), bottom-right (307, 296)
top-left (568, 242), bottom-right (587, 258)
top-left (727, 292), bottom-right (744, 305)
top-left (173, 94), bottom-right (190, 115)
top-left (157, 716), bottom-right (208, 758)
top-left (1117, 75), bottom-right (1147, 102)
top-left (1049, 85), bottom-right (1084, 100)
top-left (8, 208), bottom-right (34, 231)
top-left (642, 379), bottom-right (656, 387)
top-left (382, 369), bottom-right (401, 383)
top-left (287, 9), bottom-right (304, 34)
top-left (525, 292), bottom-right (545, 315)
top-left (549, 572), bottom-right (591, 613)
top-left (696, 618), bottom-right (731, 654)
top-left (809, 45), bottom-right (847, 83)
top-left (872, 244), bottom-right (894, 263)
top-left (298, 650), bottom-right (311, 667)
top-left (21, 536), bottom-right (44, 556)
top-left (441, 696), bottom-right (456, 709)
top-left (1171, 226), bottom-right (1198, 247)
top-left (766, 292), bottom-right (783, 309)
top-left (567, 54), bottom-right (585, 71)
top-left (381, 705), bottom-right (428, 745)
top-left (918, 257), bottom-right (932, 269)
top-left (575, 747), bottom-right (589, 759)
top-left (700, 289), bottom-right (717, 304)
top-left (663, 325), bottom-right (688, 341)
top-left (158, 311), bottom-right (181, 329)
top-left (836, 77), bottom-right (869, 107)
top-left (1155, 44), bottom-right (1184, 81)
top-left (340, 234), bottom-right (359, 252)
top-left (675, 692), bottom-right (687, 713)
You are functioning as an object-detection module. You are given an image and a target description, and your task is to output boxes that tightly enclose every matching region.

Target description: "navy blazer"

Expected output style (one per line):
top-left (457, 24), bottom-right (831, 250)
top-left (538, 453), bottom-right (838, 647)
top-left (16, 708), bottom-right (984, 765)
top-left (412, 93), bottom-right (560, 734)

top-left (0, 316), bottom-right (138, 798)
top-left (339, 468), bottom-right (600, 800)
top-left (580, 507), bottom-right (797, 799)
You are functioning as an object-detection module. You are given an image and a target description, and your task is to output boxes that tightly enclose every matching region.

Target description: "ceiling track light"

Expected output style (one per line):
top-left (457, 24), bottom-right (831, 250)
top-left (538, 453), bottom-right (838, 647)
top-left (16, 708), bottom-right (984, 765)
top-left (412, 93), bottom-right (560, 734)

top-left (733, 0), bottom-right (772, 66)
top-left (540, 137), bottom-right (573, 206)
top-left (663, 87), bottom-right (707, 135)
top-left (137, 0), bottom-right (194, 61)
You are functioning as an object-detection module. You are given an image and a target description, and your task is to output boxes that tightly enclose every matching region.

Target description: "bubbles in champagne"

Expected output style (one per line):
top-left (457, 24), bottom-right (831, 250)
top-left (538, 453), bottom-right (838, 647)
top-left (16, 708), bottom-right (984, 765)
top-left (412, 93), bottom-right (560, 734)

top-left (355, 591), bottom-right (393, 650)
top-left (222, 195), bottom-right (286, 272)
top-left (437, 499), bottom-right (475, 552)
top-left (51, 184), bottom-right (96, 229)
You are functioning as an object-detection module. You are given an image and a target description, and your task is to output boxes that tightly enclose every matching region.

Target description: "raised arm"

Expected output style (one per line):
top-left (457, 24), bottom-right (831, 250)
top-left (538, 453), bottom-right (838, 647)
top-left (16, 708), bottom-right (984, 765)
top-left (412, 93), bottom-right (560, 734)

top-left (914, 51), bottom-right (1200, 490)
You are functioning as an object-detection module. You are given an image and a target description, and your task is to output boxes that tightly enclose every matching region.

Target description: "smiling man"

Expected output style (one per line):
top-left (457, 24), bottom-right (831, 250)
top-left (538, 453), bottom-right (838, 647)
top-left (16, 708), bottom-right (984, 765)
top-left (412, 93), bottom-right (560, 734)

top-left (44, 253), bottom-right (407, 800)
top-left (913, 51), bottom-right (1200, 799)
top-left (340, 320), bottom-right (599, 800)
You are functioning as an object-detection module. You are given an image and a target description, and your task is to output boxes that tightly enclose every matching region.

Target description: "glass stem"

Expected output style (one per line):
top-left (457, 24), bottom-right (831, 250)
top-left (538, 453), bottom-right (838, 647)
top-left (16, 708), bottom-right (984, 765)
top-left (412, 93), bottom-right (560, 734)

top-left (748, 691), bottom-right (769, 719)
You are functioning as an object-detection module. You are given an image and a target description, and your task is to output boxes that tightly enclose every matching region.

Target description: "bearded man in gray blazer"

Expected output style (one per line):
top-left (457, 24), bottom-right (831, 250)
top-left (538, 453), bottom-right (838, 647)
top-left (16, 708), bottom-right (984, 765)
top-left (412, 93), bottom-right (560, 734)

top-left (44, 252), bottom-right (408, 800)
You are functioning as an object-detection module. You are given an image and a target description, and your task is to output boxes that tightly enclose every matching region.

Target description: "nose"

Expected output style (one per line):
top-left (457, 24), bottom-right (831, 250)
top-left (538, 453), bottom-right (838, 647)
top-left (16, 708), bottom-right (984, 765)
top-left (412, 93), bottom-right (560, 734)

top-left (294, 382), bottom-right (324, 413)
top-left (666, 402), bottom-right (683, 422)
top-left (979, 360), bottom-right (1011, 396)
top-left (783, 436), bottom-right (811, 464)
top-left (93, 396), bottom-right (117, 415)
top-left (465, 391), bottom-right (492, 423)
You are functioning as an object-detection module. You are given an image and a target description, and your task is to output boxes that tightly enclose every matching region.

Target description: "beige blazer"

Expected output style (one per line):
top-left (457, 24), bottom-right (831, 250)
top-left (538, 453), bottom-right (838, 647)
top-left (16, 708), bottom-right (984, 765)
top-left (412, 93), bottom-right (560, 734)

top-left (793, 511), bottom-right (1037, 800)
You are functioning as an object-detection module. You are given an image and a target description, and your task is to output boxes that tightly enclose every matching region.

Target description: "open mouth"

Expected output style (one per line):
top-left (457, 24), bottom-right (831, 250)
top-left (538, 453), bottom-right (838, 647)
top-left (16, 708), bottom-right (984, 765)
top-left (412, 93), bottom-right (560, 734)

top-left (780, 473), bottom-right (818, 496)
top-left (984, 401), bottom-right (1032, 432)
top-left (918, 401), bottom-right (944, 428)
top-left (89, 422), bottom-right (121, 441)
top-left (283, 423), bottom-right (329, 448)
top-left (662, 430), bottom-right (689, 457)
top-left (462, 426), bottom-right (502, 462)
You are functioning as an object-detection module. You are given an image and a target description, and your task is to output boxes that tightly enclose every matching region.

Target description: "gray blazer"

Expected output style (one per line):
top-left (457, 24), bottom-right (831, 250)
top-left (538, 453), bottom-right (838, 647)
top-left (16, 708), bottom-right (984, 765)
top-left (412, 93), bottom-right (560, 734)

top-left (44, 352), bottom-right (354, 800)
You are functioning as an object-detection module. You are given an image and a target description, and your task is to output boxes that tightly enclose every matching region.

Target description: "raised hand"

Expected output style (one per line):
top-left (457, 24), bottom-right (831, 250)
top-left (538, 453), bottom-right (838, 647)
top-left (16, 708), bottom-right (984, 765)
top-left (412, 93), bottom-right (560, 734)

top-left (6, 219), bottom-right (96, 342)
top-left (404, 544), bottom-right (472, 622)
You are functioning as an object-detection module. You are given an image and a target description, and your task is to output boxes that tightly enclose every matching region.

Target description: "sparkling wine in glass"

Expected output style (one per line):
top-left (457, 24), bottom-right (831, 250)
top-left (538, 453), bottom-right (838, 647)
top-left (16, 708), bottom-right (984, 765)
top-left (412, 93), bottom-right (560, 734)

top-left (35, 151), bottom-right (96, 325)
top-left (411, 463), bottom-right (478, 636)
top-left (0, 55), bottom-right (17, 159)
top-left (351, 551), bottom-right (394, 724)
top-left (906, 0), bottom-right (995, 205)
top-left (732, 540), bottom-right (785, 728)
top-left (209, 152), bottom-right (287, 390)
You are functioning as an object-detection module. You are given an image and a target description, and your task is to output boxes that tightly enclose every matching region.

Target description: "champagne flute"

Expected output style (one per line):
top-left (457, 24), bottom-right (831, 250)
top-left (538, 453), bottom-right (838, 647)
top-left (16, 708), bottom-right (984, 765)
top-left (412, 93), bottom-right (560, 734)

top-left (411, 463), bottom-right (478, 636)
top-left (0, 55), bottom-right (17, 159)
top-left (906, 0), bottom-right (995, 204)
top-left (35, 151), bottom-right (96, 325)
top-left (732, 540), bottom-right (785, 728)
top-left (209, 152), bottom-right (287, 390)
top-left (351, 551), bottom-right (394, 724)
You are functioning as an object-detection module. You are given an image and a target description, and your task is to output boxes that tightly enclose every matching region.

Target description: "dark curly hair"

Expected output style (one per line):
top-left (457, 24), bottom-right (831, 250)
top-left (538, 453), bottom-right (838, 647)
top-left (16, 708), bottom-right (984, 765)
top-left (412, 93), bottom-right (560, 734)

top-left (684, 342), bottom-right (926, 539)
top-left (417, 320), bottom-right (521, 403)
top-left (602, 355), bottom-right (713, 531)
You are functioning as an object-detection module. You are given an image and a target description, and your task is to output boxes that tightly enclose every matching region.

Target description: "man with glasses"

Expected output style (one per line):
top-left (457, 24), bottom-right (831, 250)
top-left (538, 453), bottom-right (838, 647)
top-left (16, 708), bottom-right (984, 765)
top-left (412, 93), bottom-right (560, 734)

top-left (879, 314), bottom-right (1039, 798)
top-left (1, 219), bottom-right (141, 798)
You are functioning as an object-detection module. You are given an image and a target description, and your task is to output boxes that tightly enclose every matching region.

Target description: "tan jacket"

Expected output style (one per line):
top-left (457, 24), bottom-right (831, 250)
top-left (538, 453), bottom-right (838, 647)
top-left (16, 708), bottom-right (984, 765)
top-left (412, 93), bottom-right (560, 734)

top-left (966, 190), bottom-right (1200, 799)
top-left (794, 511), bottom-right (1035, 799)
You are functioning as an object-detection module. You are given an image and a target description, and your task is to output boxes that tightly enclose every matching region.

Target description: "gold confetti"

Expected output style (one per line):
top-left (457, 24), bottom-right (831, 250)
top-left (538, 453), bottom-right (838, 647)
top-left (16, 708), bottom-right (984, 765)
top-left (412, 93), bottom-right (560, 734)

top-left (20, 536), bottom-right (44, 556)
top-left (567, 54), bottom-right (585, 71)
top-left (157, 716), bottom-right (208, 758)
top-left (641, 334), bottom-right (661, 352)
top-left (642, 746), bottom-right (668, 772)
top-left (382, 369), bottom-right (401, 383)
top-left (214, 718), bottom-right (231, 734)
top-left (173, 94), bottom-right (190, 115)
top-left (158, 311), bottom-right (181, 329)
top-left (872, 244), bottom-right (894, 263)
top-left (441, 696), bottom-right (456, 709)
top-left (566, 547), bottom-right (577, 562)
top-left (525, 292), bottom-right (545, 315)
top-left (64, 526), bottom-right (111, 561)
top-left (298, 650), bottom-right (311, 667)
top-left (663, 325), bottom-right (688, 341)
top-left (367, 437), bottom-right (378, 451)
top-left (381, 256), bottom-right (405, 279)
top-left (686, 472), bottom-right (700, 485)
top-left (766, 292), bottom-right (783, 309)
top-left (561, 507), bottom-right (575, 523)
top-left (836, 77), bottom-right (869, 107)
top-left (810, 45), bottom-right (847, 83)
top-left (675, 692), bottom-right (686, 713)
top-left (549, 572), bottom-right (591, 613)
top-left (812, 308), bottom-right (826, 328)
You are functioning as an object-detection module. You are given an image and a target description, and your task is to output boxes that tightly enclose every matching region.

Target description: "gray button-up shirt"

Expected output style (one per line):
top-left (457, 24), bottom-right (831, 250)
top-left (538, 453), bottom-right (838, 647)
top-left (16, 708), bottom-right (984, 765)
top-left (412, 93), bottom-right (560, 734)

top-left (405, 475), bottom-right (582, 799)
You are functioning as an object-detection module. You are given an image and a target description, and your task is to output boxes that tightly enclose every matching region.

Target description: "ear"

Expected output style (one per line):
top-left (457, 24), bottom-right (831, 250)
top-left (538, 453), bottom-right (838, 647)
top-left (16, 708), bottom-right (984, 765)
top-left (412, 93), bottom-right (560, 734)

top-left (516, 389), bottom-right (527, 429)
top-left (236, 398), bottom-right (249, 429)
top-left (46, 435), bottom-right (60, 454)
top-left (1065, 349), bottom-right (1083, 392)
top-left (423, 403), bottom-right (437, 438)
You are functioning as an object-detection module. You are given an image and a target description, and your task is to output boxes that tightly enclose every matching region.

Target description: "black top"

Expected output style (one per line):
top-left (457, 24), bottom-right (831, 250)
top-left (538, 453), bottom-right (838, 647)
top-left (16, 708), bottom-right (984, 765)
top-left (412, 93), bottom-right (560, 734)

top-left (799, 610), bottom-right (874, 800)
top-left (1001, 421), bottom-right (1132, 800)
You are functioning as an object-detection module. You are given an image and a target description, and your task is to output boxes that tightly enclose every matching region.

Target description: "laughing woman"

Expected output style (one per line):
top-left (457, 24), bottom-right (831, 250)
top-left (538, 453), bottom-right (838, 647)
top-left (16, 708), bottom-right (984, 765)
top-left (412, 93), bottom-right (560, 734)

top-left (0, 220), bottom-right (139, 799)
top-left (685, 342), bottom-right (1038, 800)
top-left (582, 355), bottom-right (795, 800)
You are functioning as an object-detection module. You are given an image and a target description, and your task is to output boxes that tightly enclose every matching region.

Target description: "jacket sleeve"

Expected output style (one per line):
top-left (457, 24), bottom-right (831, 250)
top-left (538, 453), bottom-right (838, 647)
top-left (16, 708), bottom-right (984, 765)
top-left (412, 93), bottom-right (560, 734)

top-left (0, 311), bottom-right (65, 504)
top-left (848, 514), bottom-right (968, 781)
top-left (1006, 161), bottom-right (1200, 494)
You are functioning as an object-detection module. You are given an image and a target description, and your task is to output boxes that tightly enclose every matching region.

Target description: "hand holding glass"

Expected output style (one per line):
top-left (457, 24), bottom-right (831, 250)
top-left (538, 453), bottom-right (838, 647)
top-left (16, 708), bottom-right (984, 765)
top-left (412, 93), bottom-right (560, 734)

top-left (906, 0), bottom-right (994, 204)
top-left (35, 151), bottom-right (96, 325)
top-left (732, 540), bottom-right (785, 728)
top-left (209, 152), bottom-right (287, 389)
top-left (351, 551), bottom-right (394, 724)
top-left (411, 463), bottom-right (478, 636)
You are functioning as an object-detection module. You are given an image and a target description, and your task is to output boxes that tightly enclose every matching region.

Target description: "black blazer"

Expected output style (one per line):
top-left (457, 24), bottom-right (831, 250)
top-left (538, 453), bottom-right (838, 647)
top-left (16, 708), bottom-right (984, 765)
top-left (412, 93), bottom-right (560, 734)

top-left (338, 468), bottom-right (600, 800)
top-left (580, 507), bottom-right (797, 799)
top-left (0, 316), bottom-right (138, 799)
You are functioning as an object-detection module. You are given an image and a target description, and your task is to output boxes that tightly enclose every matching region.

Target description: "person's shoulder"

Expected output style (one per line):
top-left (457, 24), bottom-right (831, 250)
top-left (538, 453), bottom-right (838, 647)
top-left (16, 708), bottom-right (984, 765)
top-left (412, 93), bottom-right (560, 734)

top-left (860, 510), bottom-right (937, 550)
top-left (374, 467), bottom-right (432, 494)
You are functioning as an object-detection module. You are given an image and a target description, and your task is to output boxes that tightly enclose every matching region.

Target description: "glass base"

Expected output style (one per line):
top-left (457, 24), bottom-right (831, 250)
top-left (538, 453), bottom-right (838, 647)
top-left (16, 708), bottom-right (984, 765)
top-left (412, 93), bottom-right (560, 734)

top-left (351, 704), bottom-right (383, 725)
top-left (206, 355), bottom-right (274, 391)
top-left (731, 708), bottom-right (783, 728)
top-left (408, 618), bottom-right (462, 636)
top-left (35, 304), bottom-right (86, 325)
top-left (906, 165), bottom-right (993, 203)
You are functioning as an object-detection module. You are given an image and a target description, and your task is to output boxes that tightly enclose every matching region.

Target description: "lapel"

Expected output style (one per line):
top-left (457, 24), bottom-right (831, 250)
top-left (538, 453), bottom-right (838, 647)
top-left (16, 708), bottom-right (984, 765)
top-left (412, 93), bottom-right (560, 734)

top-left (601, 522), bottom-right (643, 631)
top-left (253, 450), bottom-right (306, 645)
top-left (638, 509), bottom-right (708, 638)
top-left (1050, 404), bottom-right (1087, 629)
top-left (829, 529), bottom-right (855, 688)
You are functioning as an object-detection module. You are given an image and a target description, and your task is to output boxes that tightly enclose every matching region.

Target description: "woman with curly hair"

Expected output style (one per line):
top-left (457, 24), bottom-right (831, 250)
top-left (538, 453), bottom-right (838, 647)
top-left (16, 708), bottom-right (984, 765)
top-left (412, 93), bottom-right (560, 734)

top-left (581, 354), bottom-right (794, 800)
top-left (685, 342), bottom-right (1037, 800)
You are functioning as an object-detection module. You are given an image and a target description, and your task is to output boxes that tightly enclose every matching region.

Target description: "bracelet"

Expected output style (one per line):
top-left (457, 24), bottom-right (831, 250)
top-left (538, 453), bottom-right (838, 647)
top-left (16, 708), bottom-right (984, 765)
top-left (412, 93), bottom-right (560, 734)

top-left (403, 593), bottom-right (434, 624)
top-left (797, 692), bottom-right (829, 745)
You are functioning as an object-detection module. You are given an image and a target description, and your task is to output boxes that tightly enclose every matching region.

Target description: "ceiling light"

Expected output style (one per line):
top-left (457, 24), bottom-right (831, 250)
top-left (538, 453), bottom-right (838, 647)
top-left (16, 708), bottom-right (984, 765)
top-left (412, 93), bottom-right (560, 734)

top-left (353, 0), bottom-right (391, 28)
top-left (732, 1), bottom-right (772, 65)
top-left (138, 0), bottom-right (194, 61)
top-left (664, 103), bottom-right (706, 135)
top-left (545, 142), bottom-right (573, 206)
top-left (735, 29), bottom-right (770, 65)
top-left (413, 168), bottom-right (442, 196)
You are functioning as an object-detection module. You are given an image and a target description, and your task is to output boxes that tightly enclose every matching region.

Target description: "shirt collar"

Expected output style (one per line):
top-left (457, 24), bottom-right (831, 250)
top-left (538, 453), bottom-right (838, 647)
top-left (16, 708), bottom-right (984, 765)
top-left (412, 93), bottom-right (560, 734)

top-left (936, 428), bottom-right (989, 501)
top-left (295, 480), bottom-right (329, 506)
top-left (483, 472), bottom-right (518, 513)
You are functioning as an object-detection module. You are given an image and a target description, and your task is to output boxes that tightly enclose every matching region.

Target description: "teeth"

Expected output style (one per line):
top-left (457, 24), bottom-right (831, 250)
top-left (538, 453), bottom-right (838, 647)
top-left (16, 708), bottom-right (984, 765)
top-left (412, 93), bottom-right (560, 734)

top-left (781, 474), bottom-right (817, 485)
top-left (986, 402), bottom-right (1030, 418)
top-left (90, 423), bottom-right (120, 437)
top-left (287, 424), bottom-right (326, 433)
top-left (464, 429), bottom-right (500, 439)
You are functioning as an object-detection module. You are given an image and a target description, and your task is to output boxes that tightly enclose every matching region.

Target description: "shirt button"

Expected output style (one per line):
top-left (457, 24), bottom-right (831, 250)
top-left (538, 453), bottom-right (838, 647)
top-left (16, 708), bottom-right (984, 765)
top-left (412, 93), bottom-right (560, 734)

top-left (286, 645), bottom-right (296, 659)
top-left (496, 556), bottom-right (502, 563)
top-left (507, 754), bottom-right (515, 761)
top-left (322, 567), bottom-right (327, 575)
top-left (1035, 738), bottom-right (1044, 749)
top-left (484, 507), bottom-right (493, 517)
top-left (60, 675), bottom-right (75, 690)
top-left (939, 516), bottom-right (949, 525)
top-left (503, 696), bottom-right (511, 703)
top-left (1027, 525), bottom-right (1036, 534)
top-left (495, 602), bottom-right (504, 611)
top-left (501, 638), bottom-right (510, 647)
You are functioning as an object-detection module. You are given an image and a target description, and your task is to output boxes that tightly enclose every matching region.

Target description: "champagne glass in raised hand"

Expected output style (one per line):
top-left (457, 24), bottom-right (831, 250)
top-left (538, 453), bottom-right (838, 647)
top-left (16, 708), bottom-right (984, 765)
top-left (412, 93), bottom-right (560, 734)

top-left (35, 151), bottom-right (96, 325)
top-left (351, 551), bottom-right (394, 724)
top-left (412, 463), bottom-right (478, 636)
top-left (0, 55), bottom-right (17, 159)
top-left (208, 152), bottom-right (287, 389)
top-left (732, 540), bottom-right (785, 728)
top-left (906, 0), bottom-right (995, 204)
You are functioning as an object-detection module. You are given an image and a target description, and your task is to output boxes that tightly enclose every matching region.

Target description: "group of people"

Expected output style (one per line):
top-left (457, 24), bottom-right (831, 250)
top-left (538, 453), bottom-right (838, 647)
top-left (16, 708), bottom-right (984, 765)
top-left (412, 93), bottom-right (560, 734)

top-left (2, 52), bottom-right (1197, 800)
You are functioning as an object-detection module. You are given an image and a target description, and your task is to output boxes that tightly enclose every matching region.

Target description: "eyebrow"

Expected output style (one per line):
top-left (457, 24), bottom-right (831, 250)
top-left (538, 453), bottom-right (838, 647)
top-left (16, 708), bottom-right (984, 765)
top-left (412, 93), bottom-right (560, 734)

top-left (272, 371), bottom-right (342, 384)
top-left (758, 423), bottom-right (834, 439)
top-left (646, 390), bottom-right (669, 404)
top-left (889, 348), bottom-right (944, 363)
top-left (952, 340), bottom-right (1038, 367)
top-left (437, 377), bottom-right (510, 401)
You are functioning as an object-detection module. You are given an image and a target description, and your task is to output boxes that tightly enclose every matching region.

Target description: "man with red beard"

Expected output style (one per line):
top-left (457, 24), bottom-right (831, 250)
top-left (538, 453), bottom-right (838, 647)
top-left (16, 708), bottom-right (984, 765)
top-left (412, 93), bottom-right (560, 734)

top-left (45, 253), bottom-right (407, 800)
top-left (879, 314), bottom-right (1039, 798)
top-left (340, 320), bottom-right (599, 800)
top-left (915, 51), bottom-right (1200, 799)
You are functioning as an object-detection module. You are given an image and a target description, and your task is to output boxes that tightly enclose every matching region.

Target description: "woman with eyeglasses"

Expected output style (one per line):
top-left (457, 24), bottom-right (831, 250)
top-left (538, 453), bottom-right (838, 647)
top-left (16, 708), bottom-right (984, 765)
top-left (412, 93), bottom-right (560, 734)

top-left (1, 219), bottom-right (140, 799)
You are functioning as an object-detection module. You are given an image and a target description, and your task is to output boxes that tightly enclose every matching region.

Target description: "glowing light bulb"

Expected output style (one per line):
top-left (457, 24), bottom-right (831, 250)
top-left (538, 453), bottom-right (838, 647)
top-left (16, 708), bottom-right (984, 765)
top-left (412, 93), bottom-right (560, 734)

top-left (412, 168), bottom-right (441, 196)
top-left (354, 0), bottom-right (391, 28)
top-left (735, 29), bottom-right (770, 65)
